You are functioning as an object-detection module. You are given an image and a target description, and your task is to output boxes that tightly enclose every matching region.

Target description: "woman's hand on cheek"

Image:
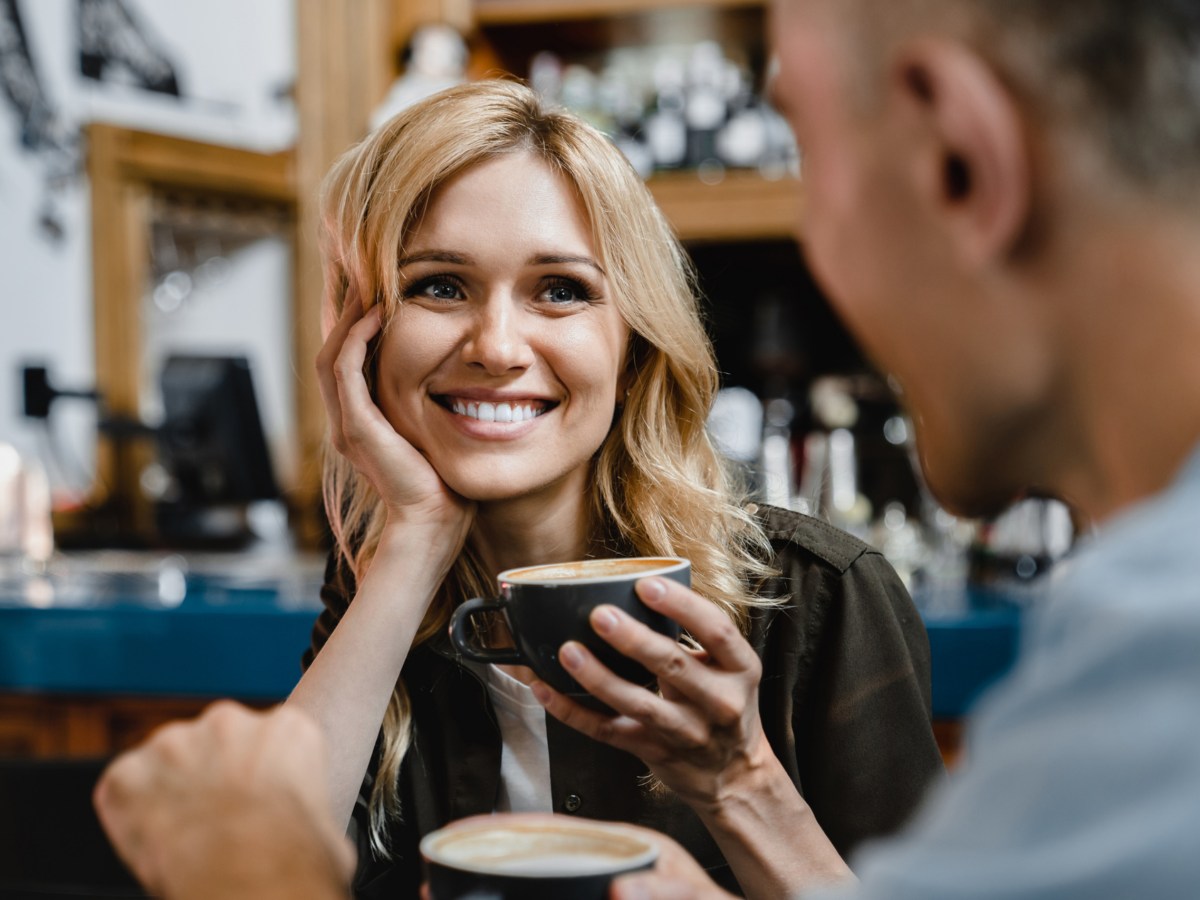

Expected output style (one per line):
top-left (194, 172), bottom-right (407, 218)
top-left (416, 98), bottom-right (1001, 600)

top-left (316, 288), bottom-right (474, 539)
top-left (531, 577), bottom-right (780, 817)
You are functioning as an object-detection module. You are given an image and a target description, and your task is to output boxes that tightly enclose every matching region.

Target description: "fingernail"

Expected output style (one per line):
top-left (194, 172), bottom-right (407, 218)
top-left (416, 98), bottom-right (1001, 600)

top-left (638, 577), bottom-right (667, 602)
top-left (530, 681), bottom-right (551, 704)
top-left (592, 605), bottom-right (619, 633)
top-left (560, 642), bottom-right (584, 670)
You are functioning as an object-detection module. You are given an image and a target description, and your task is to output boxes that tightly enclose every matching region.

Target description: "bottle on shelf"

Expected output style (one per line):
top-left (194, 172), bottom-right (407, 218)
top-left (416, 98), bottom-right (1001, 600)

top-left (707, 386), bottom-right (765, 495)
top-left (371, 24), bottom-right (467, 127)
top-left (715, 63), bottom-right (769, 169)
top-left (524, 38), bottom-right (794, 180)
top-left (683, 41), bottom-right (729, 174)
top-left (643, 56), bottom-right (689, 171)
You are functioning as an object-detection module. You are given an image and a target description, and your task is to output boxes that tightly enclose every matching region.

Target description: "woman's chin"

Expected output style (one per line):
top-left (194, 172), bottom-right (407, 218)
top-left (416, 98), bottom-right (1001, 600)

top-left (439, 471), bottom-right (535, 505)
top-left (438, 466), bottom-right (580, 508)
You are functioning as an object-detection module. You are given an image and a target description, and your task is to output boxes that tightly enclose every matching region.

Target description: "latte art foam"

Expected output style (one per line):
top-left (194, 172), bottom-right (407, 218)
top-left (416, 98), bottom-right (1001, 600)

top-left (503, 557), bottom-right (685, 584)
top-left (425, 822), bottom-right (656, 878)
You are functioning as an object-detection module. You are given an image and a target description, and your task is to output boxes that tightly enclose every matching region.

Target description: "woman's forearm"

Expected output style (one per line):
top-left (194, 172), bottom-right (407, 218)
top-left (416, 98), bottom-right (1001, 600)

top-left (286, 525), bottom-right (451, 827)
top-left (696, 753), bottom-right (855, 900)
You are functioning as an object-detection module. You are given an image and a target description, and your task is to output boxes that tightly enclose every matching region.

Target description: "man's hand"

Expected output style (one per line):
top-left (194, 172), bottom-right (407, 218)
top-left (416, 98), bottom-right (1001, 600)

top-left (610, 825), bottom-right (739, 900)
top-left (93, 702), bottom-right (355, 900)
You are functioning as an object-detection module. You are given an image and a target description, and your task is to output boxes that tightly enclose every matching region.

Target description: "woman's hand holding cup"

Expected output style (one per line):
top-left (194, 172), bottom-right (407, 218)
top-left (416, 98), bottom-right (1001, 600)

top-left (530, 576), bottom-right (779, 817)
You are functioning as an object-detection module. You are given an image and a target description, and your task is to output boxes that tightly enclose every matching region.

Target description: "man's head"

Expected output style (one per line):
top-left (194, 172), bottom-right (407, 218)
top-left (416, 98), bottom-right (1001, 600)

top-left (770, 0), bottom-right (1200, 517)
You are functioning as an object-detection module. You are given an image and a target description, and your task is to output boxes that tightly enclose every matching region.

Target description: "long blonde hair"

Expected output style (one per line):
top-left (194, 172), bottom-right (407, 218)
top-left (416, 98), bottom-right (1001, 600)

top-left (315, 80), bottom-right (776, 855)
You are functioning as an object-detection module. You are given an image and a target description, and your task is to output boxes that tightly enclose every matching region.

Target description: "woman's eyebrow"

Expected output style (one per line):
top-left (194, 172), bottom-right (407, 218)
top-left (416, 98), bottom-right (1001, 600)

top-left (528, 254), bottom-right (606, 276)
top-left (397, 250), bottom-right (473, 268)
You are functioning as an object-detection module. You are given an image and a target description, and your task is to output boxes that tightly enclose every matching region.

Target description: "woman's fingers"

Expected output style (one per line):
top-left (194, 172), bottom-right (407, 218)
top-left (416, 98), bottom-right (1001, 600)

top-left (529, 680), bottom-right (657, 759)
top-left (322, 305), bottom-right (392, 458)
top-left (315, 289), bottom-right (366, 440)
top-left (582, 601), bottom-right (754, 722)
top-left (316, 286), bottom-right (366, 375)
top-left (530, 681), bottom-right (631, 748)
top-left (330, 306), bottom-right (384, 428)
top-left (537, 581), bottom-right (765, 746)
top-left (636, 578), bottom-right (762, 678)
top-left (553, 643), bottom-right (710, 749)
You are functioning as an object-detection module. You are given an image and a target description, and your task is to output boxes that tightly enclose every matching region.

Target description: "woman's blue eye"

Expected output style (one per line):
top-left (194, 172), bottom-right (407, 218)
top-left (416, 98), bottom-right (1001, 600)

top-left (543, 278), bottom-right (594, 304)
top-left (406, 277), bottom-right (463, 301)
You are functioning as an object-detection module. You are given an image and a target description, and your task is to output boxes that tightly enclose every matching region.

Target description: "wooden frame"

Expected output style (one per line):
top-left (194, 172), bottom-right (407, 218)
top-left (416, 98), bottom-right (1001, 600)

top-left (86, 124), bottom-right (297, 536)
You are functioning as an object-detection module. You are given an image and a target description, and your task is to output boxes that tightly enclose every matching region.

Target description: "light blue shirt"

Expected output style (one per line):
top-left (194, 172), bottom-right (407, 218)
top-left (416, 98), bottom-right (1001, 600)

top-left (821, 445), bottom-right (1200, 899)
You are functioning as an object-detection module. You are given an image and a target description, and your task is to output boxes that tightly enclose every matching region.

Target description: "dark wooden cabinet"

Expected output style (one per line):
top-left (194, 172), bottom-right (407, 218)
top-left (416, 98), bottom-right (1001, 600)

top-left (0, 693), bottom-right (273, 759)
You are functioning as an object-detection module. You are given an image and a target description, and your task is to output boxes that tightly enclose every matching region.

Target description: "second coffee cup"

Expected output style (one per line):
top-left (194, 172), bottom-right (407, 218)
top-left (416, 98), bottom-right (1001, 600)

top-left (448, 557), bottom-right (689, 704)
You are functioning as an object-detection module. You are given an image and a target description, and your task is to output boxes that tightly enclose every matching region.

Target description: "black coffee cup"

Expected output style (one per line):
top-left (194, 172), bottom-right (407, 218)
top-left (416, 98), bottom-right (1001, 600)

top-left (422, 813), bottom-right (658, 900)
top-left (448, 557), bottom-right (689, 703)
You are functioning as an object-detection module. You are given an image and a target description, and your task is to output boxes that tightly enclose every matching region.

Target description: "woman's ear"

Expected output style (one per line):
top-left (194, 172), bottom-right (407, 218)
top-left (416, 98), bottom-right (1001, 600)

top-left (892, 39), bottom-right (1032, 266)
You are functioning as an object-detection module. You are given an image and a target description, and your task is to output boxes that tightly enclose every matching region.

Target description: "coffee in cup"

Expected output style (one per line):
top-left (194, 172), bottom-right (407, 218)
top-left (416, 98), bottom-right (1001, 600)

top-left (422, 813), bottom-right (658, 900)
top-left (448, 557), bottom-right (689, 704)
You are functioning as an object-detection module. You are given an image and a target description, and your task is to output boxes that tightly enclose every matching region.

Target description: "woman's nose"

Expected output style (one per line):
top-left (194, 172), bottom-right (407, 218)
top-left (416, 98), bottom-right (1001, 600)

top-left (461, 300), bottom-right (535, 374)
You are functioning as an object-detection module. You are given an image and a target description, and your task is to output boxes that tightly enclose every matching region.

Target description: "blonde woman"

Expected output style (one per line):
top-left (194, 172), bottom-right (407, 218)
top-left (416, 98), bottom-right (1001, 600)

top-left (290, 80), bottom-right (941, 898)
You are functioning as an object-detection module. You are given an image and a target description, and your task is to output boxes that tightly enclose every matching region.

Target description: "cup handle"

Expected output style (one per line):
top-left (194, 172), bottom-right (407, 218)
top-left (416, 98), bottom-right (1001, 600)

top-left (448, 597), bottom-right (525, 665)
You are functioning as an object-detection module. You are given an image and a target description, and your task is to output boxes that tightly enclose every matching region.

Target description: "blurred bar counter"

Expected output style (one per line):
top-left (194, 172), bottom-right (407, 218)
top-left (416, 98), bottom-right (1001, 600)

top-left (0, 551), bottom-right (325, 757)
top-left (0, 554), bottom-right (1020, 763)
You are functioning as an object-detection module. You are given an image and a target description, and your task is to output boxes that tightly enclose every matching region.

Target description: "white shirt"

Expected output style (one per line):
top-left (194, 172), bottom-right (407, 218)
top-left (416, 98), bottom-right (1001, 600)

top-left (485, 664), bottom-right (553, 814)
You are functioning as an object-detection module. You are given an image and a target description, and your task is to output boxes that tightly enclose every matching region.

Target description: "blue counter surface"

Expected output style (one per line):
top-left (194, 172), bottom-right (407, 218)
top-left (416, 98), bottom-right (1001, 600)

top-left (924, 607), bottom-right (1021, 718)
top-left (0, 555), bottom-right (1023, 718)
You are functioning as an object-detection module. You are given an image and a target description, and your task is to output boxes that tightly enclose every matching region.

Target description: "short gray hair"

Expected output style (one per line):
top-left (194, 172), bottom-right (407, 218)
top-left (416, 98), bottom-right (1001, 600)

top-left (973, 0), bottom-right (1200, 194)
top-left (829, 0), bottom-right (1200, 196)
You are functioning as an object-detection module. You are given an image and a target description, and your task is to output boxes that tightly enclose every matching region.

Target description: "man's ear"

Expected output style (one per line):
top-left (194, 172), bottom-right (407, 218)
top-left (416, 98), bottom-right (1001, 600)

top-left (892, 39), bottom-right (1031, 266)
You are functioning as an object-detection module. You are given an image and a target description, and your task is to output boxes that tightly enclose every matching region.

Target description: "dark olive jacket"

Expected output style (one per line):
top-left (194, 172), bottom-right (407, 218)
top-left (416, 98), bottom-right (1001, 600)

top-left (304, 505), bottom-right (944, 897)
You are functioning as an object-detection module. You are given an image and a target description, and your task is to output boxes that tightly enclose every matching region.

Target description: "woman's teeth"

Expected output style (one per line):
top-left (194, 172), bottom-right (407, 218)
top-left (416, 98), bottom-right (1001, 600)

top-left (449, 399), bottom-right (544, 423)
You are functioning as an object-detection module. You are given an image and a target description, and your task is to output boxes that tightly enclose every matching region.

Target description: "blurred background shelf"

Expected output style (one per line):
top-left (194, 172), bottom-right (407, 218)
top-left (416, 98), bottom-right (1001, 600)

top-left (474, 0), bottom-right (764, 25)
top-left (648, 170), bottom-right (802, 242)
top-left (470, 0), bottom-right (766, 65)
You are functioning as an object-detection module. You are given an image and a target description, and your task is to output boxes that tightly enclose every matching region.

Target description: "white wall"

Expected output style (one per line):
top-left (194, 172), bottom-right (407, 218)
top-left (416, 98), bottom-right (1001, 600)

top-left (0, 0), bottom-right (296, 502)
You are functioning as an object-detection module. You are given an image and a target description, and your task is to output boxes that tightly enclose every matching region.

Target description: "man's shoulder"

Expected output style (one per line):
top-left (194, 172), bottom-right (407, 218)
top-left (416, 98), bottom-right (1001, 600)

top-left (1057, 475), bottom-right (1200, 623)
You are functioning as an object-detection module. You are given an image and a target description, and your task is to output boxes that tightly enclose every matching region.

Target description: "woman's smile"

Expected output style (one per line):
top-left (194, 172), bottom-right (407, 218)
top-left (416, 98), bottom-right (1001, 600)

top-left (432, 393), bottom-right (555, 425)
top-left (430, 392), bottom-right (558, 441)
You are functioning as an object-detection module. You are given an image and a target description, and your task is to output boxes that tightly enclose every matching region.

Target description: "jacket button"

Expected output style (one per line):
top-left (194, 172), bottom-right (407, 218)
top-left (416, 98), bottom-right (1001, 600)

top-left (563, 793), bottom-right (583, 813)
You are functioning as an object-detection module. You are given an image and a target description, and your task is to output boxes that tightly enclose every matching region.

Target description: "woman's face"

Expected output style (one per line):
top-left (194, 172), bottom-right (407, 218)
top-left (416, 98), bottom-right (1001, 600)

top-left (376, 151), bottom-right (631, 504)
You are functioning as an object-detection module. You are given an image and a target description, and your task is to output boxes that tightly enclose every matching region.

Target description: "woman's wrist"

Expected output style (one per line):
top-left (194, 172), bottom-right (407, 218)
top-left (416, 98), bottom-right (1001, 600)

top-left (695, 739), bottom-right (796, 825)
top-left (369, 520), bottom-right (463, 593)
top-left (692, 750), bottom-right (853, 898)
top-left (379, 510), bottom-right (469, 575)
